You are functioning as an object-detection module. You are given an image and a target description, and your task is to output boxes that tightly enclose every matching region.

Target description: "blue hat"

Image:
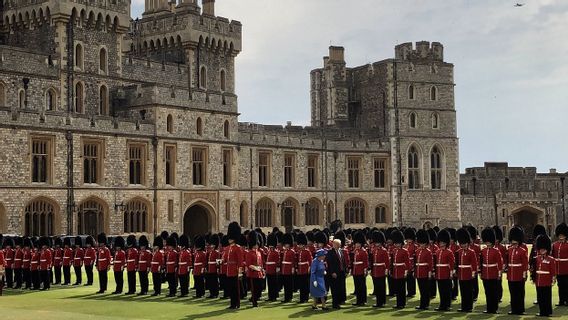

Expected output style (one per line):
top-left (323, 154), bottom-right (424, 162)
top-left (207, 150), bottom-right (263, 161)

top-left (315, 249), bottom-right (327, 258)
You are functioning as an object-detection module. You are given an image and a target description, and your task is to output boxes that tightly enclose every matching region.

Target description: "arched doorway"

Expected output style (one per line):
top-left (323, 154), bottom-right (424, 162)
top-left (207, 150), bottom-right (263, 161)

top-left (183, 203), bottom-right (211, 239)
top-left (512, 206), bottom-right (542, 242)
top-left (24, 197), bottom-right (59, 236)
top-left (77, 198), bottom-right (106, 236)
top-left (281, 198), bottom-right (298, 232)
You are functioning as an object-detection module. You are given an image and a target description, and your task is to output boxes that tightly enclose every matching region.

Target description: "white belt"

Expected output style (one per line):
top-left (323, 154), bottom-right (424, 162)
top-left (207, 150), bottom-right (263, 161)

top-left (558, 258), bottom-right (568, 262)
top-left (139, 262), bottom-right (147, 265)
top-left (437, 264), bottom-right (449, 267)
top-left (299, 262), bottom-right (309, 265)
top-left (127, 259), bottom-right (136, 262)
top-left (282, 262), bottom-right (292, 265)
top-left (166, 262), bottom-right (176, 265)
top-left (265, 262), bottom-right (276, 265)
top-left (179, 262), bottom-right (187, 265)
top-left (509, 264), bottom-right (522, 267)
top-left (483, 264), bottom-right (498, 268)
top-left (23, 260), bottom-right (30, 262)
top-left (536, 271), bottom-right (550, 274)
top-left (353, 262), bottom-right (363, 265)
top-left (394, 263), bottom-right (405, 266)
top-left (194, 263), bottom-right (203, 266)
top-left (40, 260), bottom-right (47, 262)
top-left (54, 258), bottom-right (61, 260)
top-left (151, 262), bottom-right (160, 265)
top-left (416, 263), bottom-right (429, 266)
top-left (15, 259), bottom-right (22, 261)
top-left (74, 258), bottom-right (82, 260)
top-left (458, 265), bottom-right (472, 268)
top-left (99, 259), bottom-right (107, 261)
top-left (208, 262), bottom-right (217, 264)
top-left (373, 263), bottom-right (385, 266)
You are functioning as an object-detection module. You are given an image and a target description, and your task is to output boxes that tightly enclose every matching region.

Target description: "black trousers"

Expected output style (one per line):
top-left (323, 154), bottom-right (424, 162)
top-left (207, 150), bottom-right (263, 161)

top-left (451, 277), bottom-right (459, 299)
top-left (219, 274), bottom-right (227, 297)
top-left (98, 270), bottom-right (108, 292)
top-left (85, 265), bottom-right (94, 285)
top-left (23, 269), bottom-right (31, 288)
top-left (73, 266), bottom-right (82, 284)
top-left (14, 268), bottom-right (22, 288)
top-left (32, 270), bottom-right (40, 289)
top-left (417, 278), bottom-right (430, 308)
top-left (536, 286), bottom-right (553, 316)
top-left (482, 279), bottom-right (499, 313)
top-left (53, 266), bottom-right (61, 284)
top-left (127, 271), bottom-right (136, 293)
top-left (338, 272), bottom-right (347, 303)
top-left (437, 279), bottom-right (452, 310)
top-left (166, 273), bottom-right (177, 296)
top-left (5, 268), bottom-right (13, 288)
top-left (508, 280), bottom-right (525, 314)
top-left (558, 274), bottom-right (568, 305)
top-left (459, 279), bottom-right (473, 311)
top-left (296, 274), bottom-right (310, 302)
top-left (139, 271), bottom-right (149, 294)
top-left (39, 270), bottom-right (50, 290)
top-left (63, 266), bottom-right (71, 284)
top-left (206, 273), bottom-right (219, 297)
top-left (226, 276), bottom-right (240, 308)
top-left (429, 277), bottom-right (437, 298)
top-left (240, 276), bottom-right (248, 298)
top-left (179, 274), bottom-right (189, 296)
top-left (114, 271), bottom-right (123, 293)
top-left (393, 278), bottom-right (406, 307)
top-left (329, 273), bottom-right (346, 307)
top-left (372, 276), bottom-right (386, 306)
top-left (406, 272), bottom-right (416, 296)
top-left (249, 277), bottom-right (263, 306)
top-left (194, 274), bottom-right (205, 297)
top-left (267, 274), bottom-right (280, 300)
top-left (152, 272), bottom-right (161, 294)
top-left (388, 275), bottom-right (395, 295)
top-left (496, 277), bottom-right (503, 301)
top-left (353, 275), bottom-right (367, 305)
top-left (472, 275), bottom-right (479, 300)
top-left (282, 275), bottom-right (294, 302)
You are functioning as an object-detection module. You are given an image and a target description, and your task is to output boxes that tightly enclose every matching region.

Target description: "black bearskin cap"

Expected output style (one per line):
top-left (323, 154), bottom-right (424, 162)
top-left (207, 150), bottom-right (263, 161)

top-left (481, 227), bottom-right (496, 245)
top-left (114, 236), bottom-right (125, 248)
top-left (221, 235), bottom-right (229, 247)
top-left (166, 235), bottom-right (177, 248)
top-left (433, 226), bottom-right (440, 233)
top-left (3, 237), bottom-right (14, 248)
top-left (509, 226), bottom-right (524, 244)
top-left (209, 234), bottom-right (220, 248)
top-left (267, 232), bottom-right (278, 247)
top-left (54, 237), bottom-right (62, 247)
top-left (39, 236), bottom-right (49, 248)
top-left (314, 231), bottom-right (328, 245)
top-left (138, 235), bottom-right (149, 248)
top-left (227, 221), bottom-right (241, 241)
top-left (282, 233), bottom-right (294, 246)
top-left (179, 234), bottom-right (190, 248)
top-left (372, 230), bottom-right (386, 244)
top-left (97, 233), bottom-right (107, 245)
top-left (306, 231), bottom-right (314, 243)
top-left (353, 230), bottom-right (366, 245)
top-left (75, 236), bottom-right (83, 247)
top-left (456, 228), bottom-right (471, 245)
top-left (404, 228), bottom-right (416, 241)
top-left (447, 228), bottom-right (457, 241)
top-left (238, 234), bottom-right (247, 246)
top-left (391, 230), bottom-right (404, 245)
top-left (126, 234), bottom-right (137, 248)
top-left (153, 236), bottom-right (163, 249)
top-left (555, 222), bottom-right (568, 238)
top-left (334, 231), bottom-right (346, 246)
top-left (195, 236), bottom-right (206, 250)
top-left (63, 237), bottom-right (71, 247)
top-left (533, 224), bottom-right (547, 240)
top-left (437, 229), bottom-right (451, 245)
top-left (297, 232), bottom-right (308, 246)
top-left (427, 228), bottom-right (437, 243)
top-left (536, 234), bottom-right (551, 253)
top-left (248, 230), bottom-right (260, 249)
top-left (466, 225), bottom-right (478, 240)
top-left (85, 236), bottom-right (95, 247)
top-left (493, 225), bottom-right (504, 242)
top-left (160, 231), bottom-right (169, 240)
top-left (330, 220), bottom-right (343, 234)
top-left (416, 229), bottom-right (429, 244)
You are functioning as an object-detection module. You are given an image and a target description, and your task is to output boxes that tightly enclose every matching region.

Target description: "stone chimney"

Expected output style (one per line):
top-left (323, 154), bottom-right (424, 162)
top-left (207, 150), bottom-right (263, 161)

top-left (203, 0), bottom-right (215, 16)
top-left (329, 46), bottom-right (345, 63)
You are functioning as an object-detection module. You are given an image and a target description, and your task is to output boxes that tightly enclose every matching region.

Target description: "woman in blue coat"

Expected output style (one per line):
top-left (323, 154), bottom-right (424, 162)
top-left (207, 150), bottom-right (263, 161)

top-left (310, 249), bottom-right (328, 310)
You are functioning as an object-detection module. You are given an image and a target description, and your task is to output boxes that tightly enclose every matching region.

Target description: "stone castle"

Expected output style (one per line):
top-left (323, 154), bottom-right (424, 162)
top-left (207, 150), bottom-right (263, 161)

top-left (0, 0), bottom-right (462, 238)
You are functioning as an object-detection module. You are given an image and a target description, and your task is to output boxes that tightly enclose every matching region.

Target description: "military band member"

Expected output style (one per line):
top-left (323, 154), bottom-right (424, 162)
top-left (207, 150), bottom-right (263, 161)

top-left (391, 230), bottom-right (410, 309)
top-left (137, 235), bottom-right (152, 295)
top-left (178, 235), bottom-right (192, 297)
top-left (434, 229), bottom-right (454, 311)
top-left (447, 228), bottom-right (460, 300)
top-left (165, 235), bottom-right (178, 297)
top-left (39, 236), bottom-right (52, 290)
top-left (125, 235), bottom-right (138, 295)
top-left (552, 222), bottom-right (568, 306)
top-left (296, 232), bottom-right (313, 303)
top-left (493, 225), bottom-right (507, 302)
top-left (507, 226), bottom-right (528, 315)
top-left (466, 226), bottom-right (481, 302)
top-left (112, 236), bottom-right (126, 294)
top-left (531, 224), bottom-right (548, 306)
top-left (220, 235), bottom-right (230, 299)
top-left (13, 237), bottom-right (23, 289)
top-left (245, 230), bottom-right (264, 307)
top-left (352, 231), bottom-right (369, 306)
top-left (84, 236), bottom-right (96, 286)
top-left (206, 234), bottom-right (220, 299)
top-left (404, 228), bottom-right (417, 298)
top-left (415, 229), bottom-right (433, 310)
top-left (62, 237), bottom-right (72, 285)
top-left (280, 233), bottom-right (296, 303)
top-left (150, 236), bottom-right (164, 296)
top-left (480, 227), bottom-right (503, 314)
top-left (371, 230), bottom-right (389, 308)
top-left (225, 222), bottom-right (244, 309)
top-left (2, 237), bottom-right (14, 289)
top-left (73, 236), bottom-right (84, 285)
top-left (96, 233), bottom-right (111, 294)
top-left (264, 233), bottom-right (280, 302)
top-left (427, 228), bottom-right (439, 299)
top-left (52, 237), bottom-right (62, 285)
top-left (193, 236), bottom-right (207, 298)
top-left (30, 239), bottom-right (40, 290)
top-left (456, 228), bottom-right (477, 312)
top-left (534, 234), bottom-right (556, 317)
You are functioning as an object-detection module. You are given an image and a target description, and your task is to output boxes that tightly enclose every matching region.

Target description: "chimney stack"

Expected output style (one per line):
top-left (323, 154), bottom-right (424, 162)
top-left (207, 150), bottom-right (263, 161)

top-left (203, 0), bottom-right (215, 16)
top-left (329, 46), bottom-right (345, 63)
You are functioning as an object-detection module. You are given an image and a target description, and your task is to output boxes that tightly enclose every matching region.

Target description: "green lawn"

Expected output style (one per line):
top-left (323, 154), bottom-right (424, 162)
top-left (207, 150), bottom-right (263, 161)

top-left (0, 272), bottom-right (567, 320)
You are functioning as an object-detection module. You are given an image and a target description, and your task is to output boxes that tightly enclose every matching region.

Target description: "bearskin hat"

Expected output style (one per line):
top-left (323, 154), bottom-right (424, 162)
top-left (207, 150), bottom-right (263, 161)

top-left (54, 237), bottom-right (62, 247)
top-left (178, 235), bottom-right (189, 248)
top-left (437, 229), bottom-right (451, 245)
top-left (97, 233), bottom-right (107, 245)
top-left (221, 235), bottom-right (229, 247)
top-left (433, 226), bottom-right (440, 233)
top-left (227, 221), bottom-right (241, 241)
top-left (153, 236), bottom-right (163, 249)
top-left (404, 228), bottom-right (417, 241)
top-left (353, 230), bottom-right (366, 246)
top-left (493, 225), bottom-right (504, 242)
top-left (296, 232), bottom-right (308, 246)
top-left (160, 231), bottom-right (169, 240)
top-left (456, 228), bottom-right (471, 245)
top-left (416, 229), bottom-right (429, 244)
top-left (481, 227), bottom-right (496, 245)
top-left (259, 232), bottom-right (266, 247)
top-left (3, 236), bottom-right (14, 248)
top-left (272, 227), bottom-right (280, 234)
top-left (282, 233), bottom-right (294, 246)
top-left (536, 234), bottom-right (551, 253)
top-left (306, 231), bottom-right (315, 243)
top-left (237, 234), bottom-right (246, 246)
top-left (314, 231), bottom-right (328, 245)
top-left (447, 228), bottom-right (457, 241)
top-left (466, 225), bottom-right (478, 240)
top-left (38, 236), bottom-right (48, 248)
top-left (266, 232), bottom-right (278, 247)
top-left (330, 220), bottom-right (343, 234)
top-left (391, 230), bottom-right (404, 245)
top-left (195, 236), bottom-right (206, 250)
top-left (247, 230), bottom-right (260, 249)
top-left (166, 235), bottom-right (177, 248)
top-left (126, 235), bottom-right (137, 248)
top-left (533, 224), bottom-right (547, 240)
top-left (138, 235), bottom-right (149, 248)
top-left (555, 222), bottom-right (568, 238)
top-left (75, 236), bottom-right (83, 247)
top-left (427, 228), bottom-right (437, 243)
top-left (209, 234), bottom-right (220, 248)
top-left (63, 237), bottom-right (71, 247)
top-left (372, 230), bottom-right (386, 244)
top-left (508, 226), bottom-right (524, 244)
top-left (334, 231), bottom-right (346, 246)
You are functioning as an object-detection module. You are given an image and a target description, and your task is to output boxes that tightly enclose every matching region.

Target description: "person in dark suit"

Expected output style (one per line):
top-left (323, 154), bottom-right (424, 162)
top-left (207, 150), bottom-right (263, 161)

top-left (326, 238), bottom-right (347, 309)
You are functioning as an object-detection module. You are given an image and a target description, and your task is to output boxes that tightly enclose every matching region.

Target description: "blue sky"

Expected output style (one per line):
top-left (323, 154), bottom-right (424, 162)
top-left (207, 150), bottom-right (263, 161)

top-left (132, 1), bottom-right (568, 173)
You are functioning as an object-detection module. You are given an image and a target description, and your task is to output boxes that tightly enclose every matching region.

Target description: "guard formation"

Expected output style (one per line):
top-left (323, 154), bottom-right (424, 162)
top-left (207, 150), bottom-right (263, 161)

top-left (1, 221), bottom-right (568, 317)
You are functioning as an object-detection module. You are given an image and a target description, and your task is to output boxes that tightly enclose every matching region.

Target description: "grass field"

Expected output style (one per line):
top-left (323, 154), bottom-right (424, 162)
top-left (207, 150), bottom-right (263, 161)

top-left (1, 272), bottom-right (567, 320)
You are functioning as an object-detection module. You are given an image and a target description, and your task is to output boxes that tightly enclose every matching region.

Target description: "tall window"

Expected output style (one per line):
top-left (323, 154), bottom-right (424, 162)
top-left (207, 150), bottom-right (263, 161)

top-left (347, 157), bottom-right (360, 188)
top-left (123, 200), bottom-right (148, 233)
top-left (305, 198), bottom-right (320, 226)
top-left (196, 117), bottom-right (203, 136)
top-left (344, 199), bottom-right (365, 224)
top-left (374, 158), bottom-right (386, 189)
top-left (430, 86), bottom-right (438, 100)
top-left (19, 90), bottom-right (25, 108)
top-left (408, 146), bottom-right (420, 189)
top-left (128, 144), bottom-right (145, 185)
top-left (192, 147), bottom-right (206, 186)
top-left (222, 149), bottom-right (232, 186)
top-left (408, 84), bottom-right (415, 100)
top-left (75, 82), bottom-right (84, 113)
top-left (31, 138), bottom-right (51, 183)
top-left (220, 69), bottom-right (226, 91)
top-left (75, 43), bottom-right (84, 69)
top-left (166, 114), bottom-right (174, 133)
top-left (258, 152), bottom-right (270, 187)
top-left (99, 47), bottom-right (107, 74)
top-left (25, 199), bottom-right (55, 236)
top-left (46, 89), bottom-right (56, 111)
top-left (99, 85), bottom-right (108, 115)
top-left (83, 141), bottom-right (101, 184)
top-left (255, 198), bottom-right (273, 227)
top-left (432, 113), bottom-right (439, 129)
top-left (431, 146), bottom-right (443, 190)
top-left (375, 206), bottom-right (387, 223)
top-left (281, 199), bottom-right (298, 226)
top-left (307, 155), bottom-right (318, 188)
top-left (284, 154), bottom-right (295, 188)
top-left (223, 120), bottom-right (230, 138)
top-left (409, 112), bottom-right (417, 128)
top-left (165, 145), bottom-right (176, 186)
top-left (200, 66), bottom-right (207, 89)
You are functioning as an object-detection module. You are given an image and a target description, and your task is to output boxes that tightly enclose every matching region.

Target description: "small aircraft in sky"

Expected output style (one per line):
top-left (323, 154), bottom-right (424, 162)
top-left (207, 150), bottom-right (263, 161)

top-left (515, 3), bottom-right (524, 7)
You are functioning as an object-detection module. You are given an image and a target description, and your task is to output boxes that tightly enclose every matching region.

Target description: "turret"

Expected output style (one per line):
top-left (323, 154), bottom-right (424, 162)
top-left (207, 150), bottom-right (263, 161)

top-left (395, 41), bottom-right (444, 61)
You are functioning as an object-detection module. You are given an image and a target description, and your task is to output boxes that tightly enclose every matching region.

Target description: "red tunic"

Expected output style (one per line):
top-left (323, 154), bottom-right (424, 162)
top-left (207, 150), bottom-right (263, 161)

top-left (150, 250), bottom-right (164, 273)
top-left (39, 248), bottom-right (52, 270)
top-left (126, 248), bottom-right (139, 272)
top-left (404, 242), bottom-right (416, 272)
top-left (245, 249), bottom-right (264, 279)
top-left (73, 247), bottom-right (84, 267)
top-left (30, 249), bottom-right (40, 271)
top-left (62, 248), bottom-right (73, 267)
top-left (281, 248), bottom-right (296, 275)
top-left (193, 250), bottom-right (206, 276)
top-left (113, 249), bottom-right (126, 272)
top-left (138, 249), bottom-right (152, 272)
top-left (415, 247), bottom-right (433, 279)
top-left (391, 247), bottom-right (410, 279)
top-left (352, 247), bottom-right (369, 276)
top-left (507, 246), bottom-right (528, 282)
top-left (0, 250), bottom-right (4, 269)
top-left (296, 248), bottom-right (312, 275)
top-left (96, 246), bottom-right (112, 271)
top-left (471, 243), bottom-right (481, 272)
top-left (165, 249), bottom-right (178, 274)
top-left (220, 247), bottom-right (228, 275)
top-left (535, 255), bottom-right (556, 287)
top-left (14, 248), bottom-right (23, 269)
top-left (435, 248), bottom-right (455, 280)
top-left (53, 248), bottom-right (63, 267)
top-left (207, 249), bottom-right (220, 274)
top-left (4, 248), bottom-right (14, 269)
top-left (480, 247), bottom-right (503, 280)
top-left (83, 248), bottom-right (96, 267)
top-left (225, 244), bottom-right (243, 277)
top-left (178, 249), bottom-right (192, 276)
top-left (265, 248), bottom-right (280, 275)
top-left (496, 243), bottom-right (508, 266)
top-left (552, 241), bottom-right (568, 275)
top-left (22, 249), bottom-right (31, 269)
top-left (456, 247), bottom-right (477, 281)
top-left (371, 246), bottom-right (390, 278)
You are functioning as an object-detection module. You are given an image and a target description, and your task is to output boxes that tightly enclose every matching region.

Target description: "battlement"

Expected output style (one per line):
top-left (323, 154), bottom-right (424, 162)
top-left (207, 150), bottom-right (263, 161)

top-left (395, 41), bottom-right (444, 61)
top-left (4, 0), bottom-right (130, 13)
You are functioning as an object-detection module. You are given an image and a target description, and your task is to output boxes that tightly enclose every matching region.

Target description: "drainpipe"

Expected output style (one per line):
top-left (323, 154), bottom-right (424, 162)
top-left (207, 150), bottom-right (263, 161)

top-left (152, 136), bottom-right (158, 237)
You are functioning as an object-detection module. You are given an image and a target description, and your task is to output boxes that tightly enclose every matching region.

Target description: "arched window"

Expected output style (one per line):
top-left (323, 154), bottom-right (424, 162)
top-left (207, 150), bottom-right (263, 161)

top-left (375, 206), bottom-right (387, 224)
top-left (431, 146), bottom-right (443, 190)
top-left (19, 90), bottom-right (25, 108)
top-left (46, 88), bottom-right (56, 111)
top-left (196, 117), bottom-right (203, 136)
top-left (431, 113), bottom-right (439, 129)
top-left (255, 198), bottom-right (273, 228)
top-left (75, 82), bottom-right (84, 113)
top-left (75, 43), bottom-right (84, 69)
top-left (408, 84), bottom-right (415, 100)
top-left (409, 112), bottom-right (417, 128)
top-left (99, 47), bottom-right (107, 74)
top-left (430, 86), bottom-right (437, 101)
top-left (166, 114), bottom-right (174, 133)
top-left (123, 200), bottom-right (148, 233)
top-left (200, 66), bottom-right (207, 89)
top-left (305, 198), bottom-right (321, 226)
top-left (223, 120), bottom-right (230, 138)
top-left (344, 199), bottom-right (365, 224)
top-left (408, 145), bottom-right (420, 189)
top-left (99, 85), bottom-right (108, 115)
top-left (77, 199), bottom-right (105, 236)
top-left (0, 82), bottom-right (6, 106)
top-left (24, 199), bottom-right (56, 236)
top-left (220, 69), bottom-right (226, 91)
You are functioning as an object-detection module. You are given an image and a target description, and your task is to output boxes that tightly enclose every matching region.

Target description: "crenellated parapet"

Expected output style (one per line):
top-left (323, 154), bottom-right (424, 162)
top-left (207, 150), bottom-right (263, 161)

top-left (395, 41), bottom-right (444, 61)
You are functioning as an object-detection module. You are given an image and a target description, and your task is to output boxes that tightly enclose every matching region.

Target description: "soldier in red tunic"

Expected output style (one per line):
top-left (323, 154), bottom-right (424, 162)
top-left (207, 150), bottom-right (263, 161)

top-left (220, 235), bottom-right (229, 299)
top-left (415, 229), bottom-right (433, 310)
top-left (281, 233), bottom-right (296, 303)
top-left (404, 228), bottom-right (417, 298)
top-left (112, 236), bottom-right (126, 294)
top-left (493, 225), bottom-right (507, 302)
top-left (391, 229), bottom-right (410, 309)
top-left (0, 240), bottom-right (4, 295)
top-left (165, 235), bottom-right (178, 297)
top-left (137, 235), bottom-right (152, 295)
top-left (225, 222), bottom-right (244, 309)
top-left (447, 228), bottom-right (460, 300)
top-left (535, 234), bottom-right (556, 316)
top-left (30, 239), bottom-right (40, 290)
top-left (193, 235), bottom-right (207, 298)
top-left (83, 236), bottom-right (96, 286)
top-left (38, 237), bottom-right (52, 291)
top-left (427, 228), bottom-right (439, 299)
top-left (177, 235), bottom-right (192, 297)
top-left (434, 229), bottom-right (455, 311)
top-left (466, 226), bottom-right (481, 302)
top-left (455, 227), bottom-right (477, 312)
top-left (52, 237), bottom-right (62, 285)
top-left (72, 236), bottom-right (84, 285)
top-left (2, 237), bottom-right (14, 289)
top-left (296, 232), bottom-right (312, 303)
top-left (552, 222), bottom-right (568, 306)
top-left (150, 236), bottom-right (165, 296)
top-left (371, 230), bottom-right (389, 308)
top-left (480, 227), bottom-right (503, 314)
top-left (352, 231), bottom-right (369, 306)
top-left (265, 232), bottom-right (281, 302)
top-left (246, 230), bottom-right (264, 307)
top-left (206, 234), bottom-right (220, 298)
top-left (13, 237), bottom-right (23, 289)
top-left (507, 226), bottom-right (528, 315)
top-left (96, 233), bottom-right (111, 294)
top-left (125, 235), bottom-right (138, 295)
top-left (62, 237), bottom-right (73, 285)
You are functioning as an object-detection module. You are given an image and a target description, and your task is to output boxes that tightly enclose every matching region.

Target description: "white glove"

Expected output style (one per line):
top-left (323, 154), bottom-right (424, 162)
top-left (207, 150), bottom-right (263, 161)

top-left (313, 281), bottom-right (318, 287)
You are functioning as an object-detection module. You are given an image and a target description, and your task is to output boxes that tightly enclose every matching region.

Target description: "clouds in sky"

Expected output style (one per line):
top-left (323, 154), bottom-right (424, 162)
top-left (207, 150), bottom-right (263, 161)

top-left (131, 1), bottom-right (568, 172)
